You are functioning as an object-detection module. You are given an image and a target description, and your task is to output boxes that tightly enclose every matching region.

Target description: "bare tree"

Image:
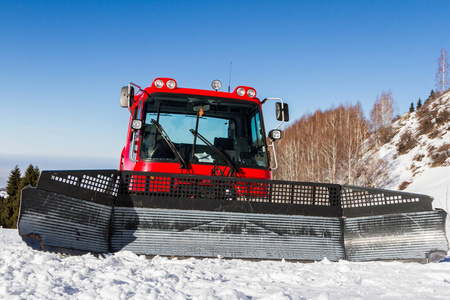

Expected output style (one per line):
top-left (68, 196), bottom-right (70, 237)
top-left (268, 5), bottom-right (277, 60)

top-left (370, 90), bottom-right (396, 145)
top-left (273, 104), bottom-right (379, 185)
top-left (436, 48), bottom-right (449, 94)
top-left (342, 103), bottom-right (370, 185)
top-left (370, 90), bottom-right (395, 129)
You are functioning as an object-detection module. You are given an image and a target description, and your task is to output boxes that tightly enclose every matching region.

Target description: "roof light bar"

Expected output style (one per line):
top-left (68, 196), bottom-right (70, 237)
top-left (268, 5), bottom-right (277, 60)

top-left (153, 78), bottom-right (178, 89)
top-left (234, 86), bottom-right (257, 98)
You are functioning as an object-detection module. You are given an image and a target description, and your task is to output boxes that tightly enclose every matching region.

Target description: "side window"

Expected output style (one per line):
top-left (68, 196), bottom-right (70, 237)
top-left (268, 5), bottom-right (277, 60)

top-left (250, 112), bottom-right (262, 147)
top-left (250, 112), bottom-right (268, 167)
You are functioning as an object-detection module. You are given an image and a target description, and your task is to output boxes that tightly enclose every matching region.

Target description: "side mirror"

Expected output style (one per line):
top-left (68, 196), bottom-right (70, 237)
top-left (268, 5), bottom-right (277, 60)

top-left (120, 86), bottom-right (135, 108)
top-left (276, 102), bottom-right (289, 122)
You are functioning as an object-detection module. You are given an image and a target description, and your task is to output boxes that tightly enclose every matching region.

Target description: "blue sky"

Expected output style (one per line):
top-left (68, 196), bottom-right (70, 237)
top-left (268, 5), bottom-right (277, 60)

top-left (1, 0), bottom-right (449, 184)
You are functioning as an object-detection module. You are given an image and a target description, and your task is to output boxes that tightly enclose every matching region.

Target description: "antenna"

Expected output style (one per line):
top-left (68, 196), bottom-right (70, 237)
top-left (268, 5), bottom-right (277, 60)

top-left (228, 61), bottom-right (232, 92)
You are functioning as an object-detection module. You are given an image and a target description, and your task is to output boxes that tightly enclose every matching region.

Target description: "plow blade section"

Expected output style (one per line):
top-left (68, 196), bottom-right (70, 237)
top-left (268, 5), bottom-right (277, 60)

top-left (111, 207), bottom-right (344, 261)
top-left (344, 210), bottom-right (448, 262)
top-left (341, 185), bottom-right (448, 262)
top-left (19, 188), bottom-right (112, 254)
top-left (18, 170), bottom-right (118, 254)
top-left (18, 170), bottom-right (449, 262)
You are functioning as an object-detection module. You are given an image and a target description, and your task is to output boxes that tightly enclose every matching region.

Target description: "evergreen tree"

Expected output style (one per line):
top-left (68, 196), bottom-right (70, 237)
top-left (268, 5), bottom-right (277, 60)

top-left (409, 102), bottom-right (415, 113)
top-left (0, 191), bottom-right (5, 227)
top-left (1, 166), bottom-right (21, 228)
top-left (426, 89), bottom-right (436, 104)
top-left (0, 164), bottom-right (40, 228)
top-left (5, 166), bottom-right (21, 199)
top-left (21, 164), bottom-right (40, 189)
top-left (431, 89), bottom-right (436, 100)
top-left (33, 165), bottom-right (40, 183)
top-left (417, 98), bottom-right (422, 110)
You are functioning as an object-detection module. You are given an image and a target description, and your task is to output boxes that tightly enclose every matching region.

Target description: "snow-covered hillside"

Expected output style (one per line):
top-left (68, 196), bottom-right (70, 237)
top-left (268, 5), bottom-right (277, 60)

top-left (380, 91), bottom-right (450, 190)
top-left (378, 91), bottom-right (450, 200)
top-left (1, 228), bottom-right (450, 300)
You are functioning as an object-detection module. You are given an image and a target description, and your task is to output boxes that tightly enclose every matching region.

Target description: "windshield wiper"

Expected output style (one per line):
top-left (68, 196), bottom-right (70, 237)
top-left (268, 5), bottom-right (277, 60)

top-left (151, 119), bottom-right (188, 169)
top-left (189, 129), bottom-right (239, 177)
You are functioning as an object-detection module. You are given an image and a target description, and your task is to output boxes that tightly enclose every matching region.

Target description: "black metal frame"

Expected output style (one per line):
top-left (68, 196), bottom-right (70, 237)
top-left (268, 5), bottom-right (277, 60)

top-left (341, 185), bottom-right (432, 217)
top-left (37, 170), bottom-right (120, 206)
top-left (35, 170), bottom-right (433, 218)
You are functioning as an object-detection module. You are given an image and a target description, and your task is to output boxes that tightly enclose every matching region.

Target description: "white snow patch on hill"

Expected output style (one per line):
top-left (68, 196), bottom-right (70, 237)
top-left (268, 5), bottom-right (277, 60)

top-left (380, 92), bottom-right (450, 191)
top-left (406, 166), bottom-right (450, 210)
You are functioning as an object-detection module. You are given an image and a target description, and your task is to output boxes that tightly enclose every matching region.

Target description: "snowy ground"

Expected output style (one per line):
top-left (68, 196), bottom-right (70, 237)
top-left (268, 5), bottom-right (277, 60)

top-left (1, 229), bottom-right (450, 300)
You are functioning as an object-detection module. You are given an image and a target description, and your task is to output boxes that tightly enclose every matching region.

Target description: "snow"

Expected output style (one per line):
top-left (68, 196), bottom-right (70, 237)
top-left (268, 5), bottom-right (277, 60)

top-left (406, 166), bottom-right (450, 210)
top-left (1, 229), bottom-right (450, 300)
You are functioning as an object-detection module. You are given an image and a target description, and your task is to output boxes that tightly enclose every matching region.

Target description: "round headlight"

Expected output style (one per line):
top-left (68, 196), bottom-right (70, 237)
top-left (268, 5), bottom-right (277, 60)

top-left (154, 79), bottom-right (164, 88)
top-left (166, 79), bottom-right (176, 89)
top-left (237, 87), bottom-right (246, 96)
top-left (211, 80), bottom-right (222, 91)
top-left (247, 88), bottom-right (256, 98)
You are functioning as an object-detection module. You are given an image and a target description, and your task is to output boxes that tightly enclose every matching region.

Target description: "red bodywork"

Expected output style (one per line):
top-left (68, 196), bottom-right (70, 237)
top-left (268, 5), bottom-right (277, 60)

top-left (120, 78), bottom-right (272, 180)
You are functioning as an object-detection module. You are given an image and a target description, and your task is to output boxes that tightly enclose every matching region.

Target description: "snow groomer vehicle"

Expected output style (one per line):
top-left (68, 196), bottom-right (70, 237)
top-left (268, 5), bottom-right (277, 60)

top-left (19, 77), bottom-right (448, 262)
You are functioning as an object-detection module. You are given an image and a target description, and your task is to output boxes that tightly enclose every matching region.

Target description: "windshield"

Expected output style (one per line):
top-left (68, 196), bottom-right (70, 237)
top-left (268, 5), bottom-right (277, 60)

top-left (139, 94), bottom-right (269, 168)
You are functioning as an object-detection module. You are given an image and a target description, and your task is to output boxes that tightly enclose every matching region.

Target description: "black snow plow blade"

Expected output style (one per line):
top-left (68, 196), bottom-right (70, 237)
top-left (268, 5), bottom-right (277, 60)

top-left (18, 170), bottom-right (448, 262)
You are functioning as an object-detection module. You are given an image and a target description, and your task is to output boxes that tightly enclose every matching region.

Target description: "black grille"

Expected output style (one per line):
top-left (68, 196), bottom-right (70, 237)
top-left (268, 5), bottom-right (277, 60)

top-left (37, 170), bottom-right (120, 206)
top-left (50, 173), bottom-right (120, 196)
top-left (119, 172), bottom-right (340, 205)
top-left (35, 170), bottom-right (432, 217)
top-left (341, 185), bottom-right (431, 217)
top-left (114, 172), bottom-right (342, 217)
